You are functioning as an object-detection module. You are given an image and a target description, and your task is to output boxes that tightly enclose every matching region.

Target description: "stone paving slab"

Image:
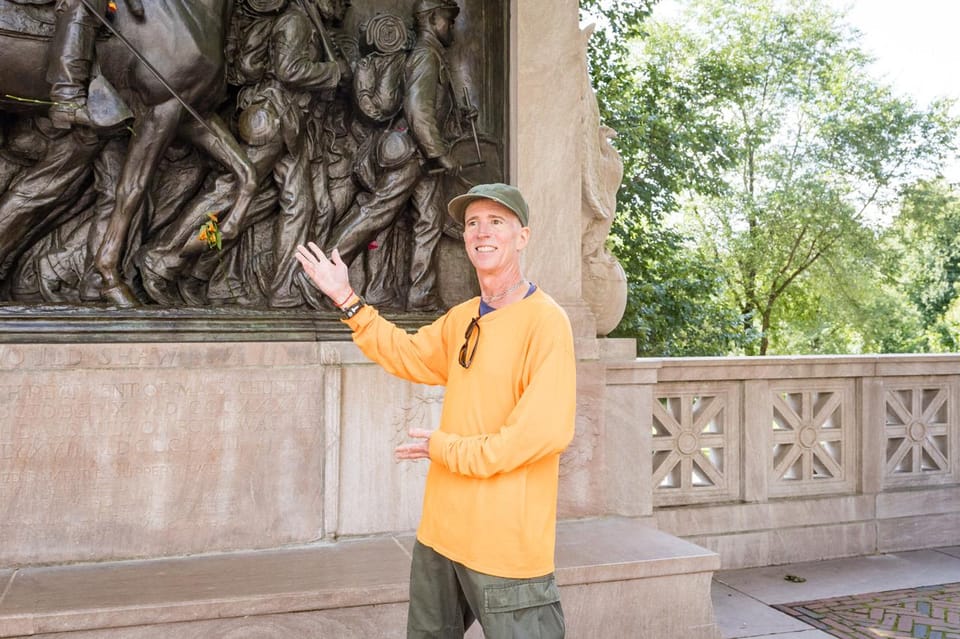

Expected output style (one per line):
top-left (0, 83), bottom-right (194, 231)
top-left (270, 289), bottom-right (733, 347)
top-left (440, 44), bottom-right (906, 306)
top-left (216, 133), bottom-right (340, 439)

top-left (774, 582), bottom-right (960, 638)
top-left (713, 581), bottom-right (813, 638)
top-left (716, 550), bottom-right (960, 605)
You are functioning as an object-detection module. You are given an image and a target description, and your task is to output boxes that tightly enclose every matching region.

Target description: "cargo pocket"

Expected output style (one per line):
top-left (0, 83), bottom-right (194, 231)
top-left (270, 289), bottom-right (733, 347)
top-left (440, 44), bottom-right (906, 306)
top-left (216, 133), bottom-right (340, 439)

top-left (481, 576), bottom-right (565, 639)
top-left (484, 576), bottom-right (560, 613)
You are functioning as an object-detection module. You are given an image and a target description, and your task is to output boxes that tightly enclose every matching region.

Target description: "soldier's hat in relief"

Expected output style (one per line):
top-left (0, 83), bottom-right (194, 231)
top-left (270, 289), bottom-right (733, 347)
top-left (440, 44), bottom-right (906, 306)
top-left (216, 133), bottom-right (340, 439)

top-left (244, 0), bottom-right (287, 14)
top-left (413, 0), bottom-right (460, 17)
top-left (237, 100), bottom-right (281, 147)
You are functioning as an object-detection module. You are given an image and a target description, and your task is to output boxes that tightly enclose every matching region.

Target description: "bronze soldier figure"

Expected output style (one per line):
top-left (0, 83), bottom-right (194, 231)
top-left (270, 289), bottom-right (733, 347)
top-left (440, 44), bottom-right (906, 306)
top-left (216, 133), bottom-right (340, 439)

top-left (46, 0), bottom-right (144, 129)
top-left (138, 0), bottom-right (350, 307)
top-left (325, 0), bottom-right (468, 312)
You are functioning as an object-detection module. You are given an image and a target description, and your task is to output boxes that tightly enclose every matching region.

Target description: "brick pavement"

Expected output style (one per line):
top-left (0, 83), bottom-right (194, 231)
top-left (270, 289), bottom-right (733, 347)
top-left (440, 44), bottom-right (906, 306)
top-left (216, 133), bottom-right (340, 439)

top-left (774, 582), bottom-right (960, 638)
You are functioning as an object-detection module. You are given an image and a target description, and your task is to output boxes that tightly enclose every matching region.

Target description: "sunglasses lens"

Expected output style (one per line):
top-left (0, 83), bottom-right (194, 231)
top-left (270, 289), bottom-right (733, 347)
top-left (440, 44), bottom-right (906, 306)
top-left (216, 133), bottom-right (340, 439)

top-left (459, 318), bottom-right (479, 368)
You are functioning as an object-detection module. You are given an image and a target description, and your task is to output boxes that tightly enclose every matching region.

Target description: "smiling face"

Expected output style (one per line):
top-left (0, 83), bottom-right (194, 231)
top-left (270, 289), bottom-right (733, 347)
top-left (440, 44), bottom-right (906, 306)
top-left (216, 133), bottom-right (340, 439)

top-left (462, 199), bottom-right (530, 277)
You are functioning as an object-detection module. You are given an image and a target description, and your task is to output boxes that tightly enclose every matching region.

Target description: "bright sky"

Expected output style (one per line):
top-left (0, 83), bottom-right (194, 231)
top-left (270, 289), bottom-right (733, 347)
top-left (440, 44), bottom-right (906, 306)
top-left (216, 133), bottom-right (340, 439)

top-left (648, 0), bottom-right (960, 181)
top-left (834, 0), bottom-right (960, 106)
top-left (829, 0), bottom-right (960, 181)
top-left (649, 0), bottom-right (960, 105)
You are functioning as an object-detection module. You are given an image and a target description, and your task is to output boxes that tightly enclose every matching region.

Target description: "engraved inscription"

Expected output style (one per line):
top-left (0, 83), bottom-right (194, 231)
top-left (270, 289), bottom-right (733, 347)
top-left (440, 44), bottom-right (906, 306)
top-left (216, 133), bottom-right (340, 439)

top-left (0, 367), bottom-right (326, 564)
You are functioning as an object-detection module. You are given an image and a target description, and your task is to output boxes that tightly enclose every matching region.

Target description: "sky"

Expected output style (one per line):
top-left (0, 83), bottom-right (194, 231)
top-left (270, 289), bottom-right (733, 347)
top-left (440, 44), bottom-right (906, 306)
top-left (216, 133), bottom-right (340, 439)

top-left (647, 0), bottom-right (960, 106)
top-left (833, 0), bottom-right (960, 106)
top-left (822, 0), bottom-right (960, 181)
top-left (646, 0), bottom-right (960, 181)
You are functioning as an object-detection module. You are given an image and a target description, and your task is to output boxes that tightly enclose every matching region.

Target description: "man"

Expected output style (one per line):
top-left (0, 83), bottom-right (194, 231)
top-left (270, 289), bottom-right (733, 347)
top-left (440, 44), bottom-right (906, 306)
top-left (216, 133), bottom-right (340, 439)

top-left (296, 183), bottom-right (575, 638)
top-left (47, 0), bottom-right (144, 129)
top-left (322, 0), bottom-right (469, 312)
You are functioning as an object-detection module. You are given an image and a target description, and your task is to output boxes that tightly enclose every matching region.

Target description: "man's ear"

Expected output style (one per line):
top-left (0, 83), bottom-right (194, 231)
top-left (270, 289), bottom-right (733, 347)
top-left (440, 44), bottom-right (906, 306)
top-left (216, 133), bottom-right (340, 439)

top-left (517, 226), bottom-right (531, 250)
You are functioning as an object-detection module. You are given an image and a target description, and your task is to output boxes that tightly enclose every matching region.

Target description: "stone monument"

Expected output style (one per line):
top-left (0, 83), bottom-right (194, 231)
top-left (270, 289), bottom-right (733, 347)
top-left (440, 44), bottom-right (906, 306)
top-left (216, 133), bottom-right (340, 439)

top-left (0, 1), bottom-right (720, 637)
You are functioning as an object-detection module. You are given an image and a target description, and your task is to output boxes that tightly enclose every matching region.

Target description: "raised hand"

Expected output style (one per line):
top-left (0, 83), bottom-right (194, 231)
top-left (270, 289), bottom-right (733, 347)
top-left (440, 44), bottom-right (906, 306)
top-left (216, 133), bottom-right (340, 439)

top-left (295, 243), bottom-right (353, 306)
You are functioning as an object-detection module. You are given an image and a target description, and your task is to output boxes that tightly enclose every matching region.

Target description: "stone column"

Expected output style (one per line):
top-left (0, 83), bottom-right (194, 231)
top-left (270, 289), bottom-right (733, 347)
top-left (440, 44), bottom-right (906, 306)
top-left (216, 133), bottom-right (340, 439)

top-left (512, 0), bottom-right (598, 342)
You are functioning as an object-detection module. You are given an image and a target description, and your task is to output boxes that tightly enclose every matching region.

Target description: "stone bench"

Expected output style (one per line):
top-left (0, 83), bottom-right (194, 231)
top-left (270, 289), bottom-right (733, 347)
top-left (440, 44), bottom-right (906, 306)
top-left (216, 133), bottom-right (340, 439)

top-left (0, 517), bottom-right (720, 638)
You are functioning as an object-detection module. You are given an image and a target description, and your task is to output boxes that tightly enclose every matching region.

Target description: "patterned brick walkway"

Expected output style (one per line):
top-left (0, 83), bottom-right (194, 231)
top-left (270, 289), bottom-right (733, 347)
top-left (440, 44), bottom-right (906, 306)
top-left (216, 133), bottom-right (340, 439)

top-left (774, 582), bottom-right (960, 638)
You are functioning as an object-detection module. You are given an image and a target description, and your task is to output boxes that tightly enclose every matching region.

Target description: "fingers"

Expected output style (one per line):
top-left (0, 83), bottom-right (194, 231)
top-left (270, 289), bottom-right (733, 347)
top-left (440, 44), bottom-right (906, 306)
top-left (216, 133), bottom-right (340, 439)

top-left (295, 245), bottom-right (313, 265)
top-left (394, 442), bottom-right (430, 461)
top-left (395, 428), bottom-right (433, 462)
top-left (307, 242), bottom-right (327, 262)
top-left (296, 243), bottom-right (335, 269)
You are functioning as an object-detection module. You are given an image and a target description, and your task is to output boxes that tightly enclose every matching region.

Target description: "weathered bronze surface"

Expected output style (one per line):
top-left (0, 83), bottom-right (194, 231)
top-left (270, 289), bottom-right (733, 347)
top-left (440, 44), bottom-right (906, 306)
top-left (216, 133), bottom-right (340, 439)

top-left (0, 0), bottom-right (505, 339)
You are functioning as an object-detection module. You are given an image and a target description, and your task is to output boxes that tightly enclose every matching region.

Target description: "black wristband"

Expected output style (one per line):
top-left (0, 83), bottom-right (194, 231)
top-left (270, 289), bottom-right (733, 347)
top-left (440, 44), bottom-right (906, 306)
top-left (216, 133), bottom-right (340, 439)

top-left (341, 296), bottom-right (366, 319)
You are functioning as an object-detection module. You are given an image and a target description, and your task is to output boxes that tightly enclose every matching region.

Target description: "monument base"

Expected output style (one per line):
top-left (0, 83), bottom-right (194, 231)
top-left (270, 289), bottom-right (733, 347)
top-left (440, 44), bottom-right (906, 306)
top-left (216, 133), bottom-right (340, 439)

top-left (0, 518), bottom-right (719, 639)
top-left (1, 338), bottom-right (719, 636)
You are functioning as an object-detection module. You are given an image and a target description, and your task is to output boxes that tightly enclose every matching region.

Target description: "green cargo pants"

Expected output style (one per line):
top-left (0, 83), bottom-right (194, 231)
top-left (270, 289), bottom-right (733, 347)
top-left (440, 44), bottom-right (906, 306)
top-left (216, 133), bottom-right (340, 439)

top-left (407, 541), bottom-right (565, 639)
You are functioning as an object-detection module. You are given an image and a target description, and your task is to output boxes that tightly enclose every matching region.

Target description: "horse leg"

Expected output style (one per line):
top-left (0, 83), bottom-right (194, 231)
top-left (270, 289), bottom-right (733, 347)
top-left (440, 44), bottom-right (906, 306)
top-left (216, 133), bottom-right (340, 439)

top-left (94, 100), bottom-right (180, 307)
top-left (179, 113), bottom-right (258, 248)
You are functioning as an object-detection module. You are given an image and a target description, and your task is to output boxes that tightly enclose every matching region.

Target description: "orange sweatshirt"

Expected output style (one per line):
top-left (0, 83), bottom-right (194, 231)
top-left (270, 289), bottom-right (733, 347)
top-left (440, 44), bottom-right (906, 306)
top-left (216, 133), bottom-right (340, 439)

top-left (346, 288), bottom-right (576, 578)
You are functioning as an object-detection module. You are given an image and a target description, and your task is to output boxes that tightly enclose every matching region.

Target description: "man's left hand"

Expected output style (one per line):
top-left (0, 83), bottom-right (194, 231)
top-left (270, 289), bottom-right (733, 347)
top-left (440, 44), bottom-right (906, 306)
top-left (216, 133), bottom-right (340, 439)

top-left (395, 428), bottom-right (433, 461)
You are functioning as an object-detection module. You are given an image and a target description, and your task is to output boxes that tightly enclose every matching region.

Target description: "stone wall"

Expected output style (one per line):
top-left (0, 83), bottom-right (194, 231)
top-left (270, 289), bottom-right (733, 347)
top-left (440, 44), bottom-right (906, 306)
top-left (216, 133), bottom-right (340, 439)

top-left (620, 354), bottom-right (960, 569)
top-left (0, 338), bottom-right (638, 566)
top-left (6, 342), bottom-right (958, 570)
top-left (1, 343), bottom-right (329, 564)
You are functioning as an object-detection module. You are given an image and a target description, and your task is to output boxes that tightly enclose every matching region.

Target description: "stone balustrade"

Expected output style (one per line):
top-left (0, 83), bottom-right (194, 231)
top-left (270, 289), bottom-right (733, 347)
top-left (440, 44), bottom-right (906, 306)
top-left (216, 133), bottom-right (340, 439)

top-left (601, 352), bottom-right (960, 569)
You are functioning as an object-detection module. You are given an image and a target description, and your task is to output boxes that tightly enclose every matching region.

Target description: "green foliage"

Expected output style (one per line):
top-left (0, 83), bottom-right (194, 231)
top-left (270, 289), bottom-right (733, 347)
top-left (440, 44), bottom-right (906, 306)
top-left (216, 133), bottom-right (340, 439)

top-left (582, 0), bottom-right (748, 355)
top-left (767, 247), bottom-right (928, 354)
top-left (935, 295), bottom-right (960, 351)
top-left (882, 179), bottom-right (960, 351)
top-left (608, 213), bottom-right (750, 356)
top-left (582, 0), bottom-right (958, 355)
top-left (640, 0), bottom-right (957, 354)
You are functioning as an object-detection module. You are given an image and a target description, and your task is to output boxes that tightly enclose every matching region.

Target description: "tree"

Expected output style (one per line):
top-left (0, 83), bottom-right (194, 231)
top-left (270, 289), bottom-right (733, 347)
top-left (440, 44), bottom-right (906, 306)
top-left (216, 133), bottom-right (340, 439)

top-left (639, 0), bottom-right (957, 354)
top-left (883, 179), bottom-right (960, 351)
top-left (581, 0), bottom-right (749, 355)
top-left (767, 233), bottom-right (927, 354)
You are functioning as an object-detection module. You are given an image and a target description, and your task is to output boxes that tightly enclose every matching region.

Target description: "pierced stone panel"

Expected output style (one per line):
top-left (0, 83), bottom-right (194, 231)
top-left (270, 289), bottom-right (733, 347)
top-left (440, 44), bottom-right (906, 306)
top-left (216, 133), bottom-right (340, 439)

top-left (883, 380), bottom-right (956, 487)
top-left (768, 380), bottom-right (856, 498)
top-left (652, 383), bottom-right (740, 506)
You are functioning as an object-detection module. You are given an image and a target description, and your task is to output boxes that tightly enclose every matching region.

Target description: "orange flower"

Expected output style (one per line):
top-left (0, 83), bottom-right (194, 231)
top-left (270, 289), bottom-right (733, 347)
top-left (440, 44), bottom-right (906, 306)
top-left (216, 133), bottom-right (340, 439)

top-left (197, 212), bottom-right (222, 250)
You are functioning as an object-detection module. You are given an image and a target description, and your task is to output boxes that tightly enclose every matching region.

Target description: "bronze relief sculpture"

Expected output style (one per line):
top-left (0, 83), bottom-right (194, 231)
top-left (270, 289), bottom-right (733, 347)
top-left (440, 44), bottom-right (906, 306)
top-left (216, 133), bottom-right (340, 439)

top-left (0, 0), bottom-right (505, 323)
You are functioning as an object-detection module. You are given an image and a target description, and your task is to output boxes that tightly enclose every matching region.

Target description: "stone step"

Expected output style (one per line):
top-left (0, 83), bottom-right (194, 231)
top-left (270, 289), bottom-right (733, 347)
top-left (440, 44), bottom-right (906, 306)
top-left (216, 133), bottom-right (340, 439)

top-left (0, 517), bottom-right (720, 638)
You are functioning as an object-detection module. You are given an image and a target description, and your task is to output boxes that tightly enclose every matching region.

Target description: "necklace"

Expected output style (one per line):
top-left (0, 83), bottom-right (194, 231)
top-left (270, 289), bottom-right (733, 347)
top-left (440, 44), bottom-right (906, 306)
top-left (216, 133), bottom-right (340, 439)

top-left (481, 278), bottom-right (526, 304)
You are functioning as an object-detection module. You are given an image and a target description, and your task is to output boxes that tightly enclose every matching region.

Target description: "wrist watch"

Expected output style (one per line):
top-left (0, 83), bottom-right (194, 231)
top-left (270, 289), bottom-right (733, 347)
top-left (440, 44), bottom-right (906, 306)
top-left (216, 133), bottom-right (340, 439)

top-left (340, 296), bottom-right (366, 319)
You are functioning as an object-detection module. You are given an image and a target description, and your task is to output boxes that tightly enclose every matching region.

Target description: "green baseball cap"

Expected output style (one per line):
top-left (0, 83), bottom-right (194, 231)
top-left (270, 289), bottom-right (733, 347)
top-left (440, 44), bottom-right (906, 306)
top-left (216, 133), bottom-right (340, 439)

top-left (447, 183), bottom-right (530, 227)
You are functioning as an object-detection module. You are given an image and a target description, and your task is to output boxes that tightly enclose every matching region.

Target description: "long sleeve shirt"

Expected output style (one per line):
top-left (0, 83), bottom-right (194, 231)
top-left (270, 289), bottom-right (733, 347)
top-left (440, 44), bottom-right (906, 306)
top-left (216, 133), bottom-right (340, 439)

top-left (346, 288), bottom-right (576, 578)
